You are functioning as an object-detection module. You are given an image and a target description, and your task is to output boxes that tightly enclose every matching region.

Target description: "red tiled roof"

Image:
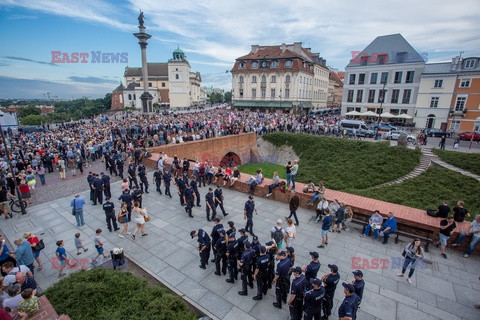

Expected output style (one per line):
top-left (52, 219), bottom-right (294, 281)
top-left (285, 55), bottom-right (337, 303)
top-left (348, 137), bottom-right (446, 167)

top-left (337, 71), bottom-right (345, 79)
top-left (231, 58), bottom-right (313, 74)
top-left (330, 72), bottom-right (344, 86)
top-left (238, 47), bottom-right (305, 60)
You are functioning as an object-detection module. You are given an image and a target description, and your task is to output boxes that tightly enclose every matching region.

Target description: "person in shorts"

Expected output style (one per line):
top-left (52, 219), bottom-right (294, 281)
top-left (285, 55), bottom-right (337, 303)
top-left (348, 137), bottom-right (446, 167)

top-left (318, 209), bottom-right (332, 248)
top-left (93, 229), bottom-right (108, 263)
top-left (55, 240), bottom-right (74, 277)
top-left (435, 216), bottom-right (456, 259)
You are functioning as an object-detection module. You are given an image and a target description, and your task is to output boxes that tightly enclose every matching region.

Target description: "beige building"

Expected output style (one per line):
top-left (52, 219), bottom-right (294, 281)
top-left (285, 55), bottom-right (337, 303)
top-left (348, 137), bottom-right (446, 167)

top-left (111, 48), bottom-right (204, 110)
top-left (231, 42), bottom-right (329, 113)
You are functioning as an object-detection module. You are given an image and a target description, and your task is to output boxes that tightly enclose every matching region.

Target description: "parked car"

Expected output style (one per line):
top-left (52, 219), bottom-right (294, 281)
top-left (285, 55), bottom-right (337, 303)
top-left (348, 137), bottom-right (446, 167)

top-left (458, 132), bottom-right (480, 141)
top-left (383, 131), bottom-right (416, 142)
top-left (340, 120), bottom-right (375, 137)
top-left (425, 128), bottom-right (451, 137)
top-left (369, 123), bottom-right (398, 132)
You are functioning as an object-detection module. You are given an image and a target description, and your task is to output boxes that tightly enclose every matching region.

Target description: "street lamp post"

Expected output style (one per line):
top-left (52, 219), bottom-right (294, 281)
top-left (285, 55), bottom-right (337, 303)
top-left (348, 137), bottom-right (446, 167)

top-left (0, 118), bottom-right (26, 215)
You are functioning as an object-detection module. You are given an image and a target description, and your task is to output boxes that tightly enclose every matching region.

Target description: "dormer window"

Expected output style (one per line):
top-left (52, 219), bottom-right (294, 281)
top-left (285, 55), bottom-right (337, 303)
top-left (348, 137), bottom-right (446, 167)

top-left (285, 60), bottom-right (293, 68)
top-left (396, 52), bottom-right (407, 63)
top-left (251, 61), bottom-right (259, 69)
top-left (361, 56), bottom-right (368, 66)
top-left (302, 62), bottom-right (306, 69)
top-left (238, 61), bottom-right (246, 69)
top-left (270, 60), bottom-right (279, 68)
top-left (378, 54), bottom-right (388, 65)
top-left (464, 59), bottom-right (475, 69)
top-left (261, 61), bottom-right (267, 68)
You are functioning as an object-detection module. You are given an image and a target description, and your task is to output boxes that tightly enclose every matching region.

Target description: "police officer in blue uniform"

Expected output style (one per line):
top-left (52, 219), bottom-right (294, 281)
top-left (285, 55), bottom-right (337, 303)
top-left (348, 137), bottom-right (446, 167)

top-left (210, 218), bottom-right (224, 262)
top-left (338, 283), bottom-right (360, 320)
top-left (252, 245), bottom-right (270, 300)
top-left (176, 175), bottom-right (186, 206)
top-left (102, 197), bottom-right (119, 232)
top-left (265, 240), bottom-right (277, 290)
top-left (288, 266), bottom-right (307, 320)
top-left (92, 173), bottom-right (104, 205)
top-left (101, 172), bottom-right (111, 199)
top-left (273, 251), bottom-right (291, 309)
top-left (244, 195), bottom-right (257, 236)
top-left (116, 157), bottom-right (124, 179)
top-left (214, 230), bottom-right (227, 276)
top-left (226, 232), bottom-right (238, 284)
top-left (321, 264), bottom-right (340, 318)
top-left (303, 251), bottom-right (321, 289)
top-left (352, 270), bottom-right (365, 304)
top-left (183, 183), bottom-right (195, 218)
top-left (236, 228), bottom-right (248, 262)
top-left (138, 162), bottom-right (149, 194)
top-left (153, 168), bottom-right (162, 194)
top-left (162, 170), bottom-right (172, 197)
top-left (128, 163), bottom-right (138, 189)
top-left (205, 188), bottom-right (216, 221)
top-left (108, 154), bottom-right (117, 176)
top-left (87, 172), bottom-right (94, 203)
top-left (190, 177), bottom-right (201, 207)
top-left (303, 278), bottom-right (325, 320)
top-left (191, 229), bottom-right (211, 269)
top-left (132, 186), bottom-right (143, 208)
top-left (214, 185), bottom-right (228, 216)
top-left (238, 241), bottom-right (255, 296)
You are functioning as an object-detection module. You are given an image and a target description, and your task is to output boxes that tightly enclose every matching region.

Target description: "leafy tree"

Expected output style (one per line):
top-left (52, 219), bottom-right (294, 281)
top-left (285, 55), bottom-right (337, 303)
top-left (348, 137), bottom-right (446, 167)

top-left (224, 91), bottom-right (232, 102)
top-left (17, 105), bottom-right (41, 118)
top-left (19, 114), bottom-right (49, 125)
top-left (209, 92), bottom-right (223, 103)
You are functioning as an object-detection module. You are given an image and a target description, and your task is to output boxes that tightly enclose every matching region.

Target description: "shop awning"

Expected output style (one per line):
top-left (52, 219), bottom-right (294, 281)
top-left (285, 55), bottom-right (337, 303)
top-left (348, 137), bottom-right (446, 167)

top-left (299, 102), bottom-right (314, 109)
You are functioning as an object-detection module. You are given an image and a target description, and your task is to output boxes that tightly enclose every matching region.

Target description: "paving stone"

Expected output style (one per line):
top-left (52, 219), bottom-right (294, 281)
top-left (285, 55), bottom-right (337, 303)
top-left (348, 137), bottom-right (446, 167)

top-left (379, 287), bottom-right (417, 308)
top-left (396, 282), bottom-right (437, 307)
top-left (435, 296), bottom-right (479, 320)
top-left (176, 278), bottom-right (209, 303)
top-left (417, 301), bottom-right (461, 320)
top-left (222, 307), bottom-right (256, 320)
top-left (416, 273), bottom-right (455, 300)
top-left (197, 291), bottom-right (234, 319)
top-left (396, 303), bottom-right (438, 320)
top-left (157, 266), bottom-right (187, 287)
top-left (359, 291), bottom-right (397, 320)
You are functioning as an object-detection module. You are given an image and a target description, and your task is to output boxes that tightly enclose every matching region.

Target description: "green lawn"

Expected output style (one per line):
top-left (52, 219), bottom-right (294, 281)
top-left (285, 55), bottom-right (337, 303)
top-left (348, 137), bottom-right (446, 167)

top-left (44, 269), bottom-right (197, 320)
top-left (258, 133), bottom-right (421, 190)
top-left (352, 166), bottom-right (479, 220)
top-left (239, 164), bottom-right (286, 180)
top-left (432, 148), bottom-right (480, 176)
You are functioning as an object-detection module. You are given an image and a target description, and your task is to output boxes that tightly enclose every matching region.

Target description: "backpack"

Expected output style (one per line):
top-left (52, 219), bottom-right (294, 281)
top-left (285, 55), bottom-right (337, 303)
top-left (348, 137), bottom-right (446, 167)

top-left (273, 227), bottom-right (284, 244)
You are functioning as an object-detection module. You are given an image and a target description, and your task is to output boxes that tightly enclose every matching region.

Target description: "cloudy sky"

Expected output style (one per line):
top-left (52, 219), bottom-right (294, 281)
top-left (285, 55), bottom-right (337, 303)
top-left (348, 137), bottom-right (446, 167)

top-left (0, 0), bottom-right (479, 99)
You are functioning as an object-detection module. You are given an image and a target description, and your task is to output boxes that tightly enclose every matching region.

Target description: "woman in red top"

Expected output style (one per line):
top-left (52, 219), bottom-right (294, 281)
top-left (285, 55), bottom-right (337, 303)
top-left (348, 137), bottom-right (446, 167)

top-left (24, 232), bottom-right (42, 271)
top-left (18, 180), bottom-right (32, 205)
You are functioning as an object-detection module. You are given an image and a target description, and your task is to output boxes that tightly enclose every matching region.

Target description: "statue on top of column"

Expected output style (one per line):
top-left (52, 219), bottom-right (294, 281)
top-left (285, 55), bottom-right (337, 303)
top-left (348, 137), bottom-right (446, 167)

top-left (138, 11), bottom-right (145, 27)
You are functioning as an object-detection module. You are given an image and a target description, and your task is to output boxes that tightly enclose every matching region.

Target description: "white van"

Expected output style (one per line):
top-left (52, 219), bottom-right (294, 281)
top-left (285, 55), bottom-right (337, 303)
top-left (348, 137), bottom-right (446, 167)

top-left (339, 120), bottom-right (374, 137)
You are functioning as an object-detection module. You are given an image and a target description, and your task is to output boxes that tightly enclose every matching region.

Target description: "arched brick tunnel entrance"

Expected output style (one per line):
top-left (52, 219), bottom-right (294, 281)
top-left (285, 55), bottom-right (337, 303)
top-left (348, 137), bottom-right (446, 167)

top-left (219, 152), bottom-right (241, 167)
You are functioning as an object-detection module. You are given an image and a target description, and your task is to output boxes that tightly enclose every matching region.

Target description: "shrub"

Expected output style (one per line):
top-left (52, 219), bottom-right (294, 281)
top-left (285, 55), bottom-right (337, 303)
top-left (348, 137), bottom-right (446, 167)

top-left (44, 269), bottom-right (197, 320)
top-left (432, 149), bottom-right (480, 176)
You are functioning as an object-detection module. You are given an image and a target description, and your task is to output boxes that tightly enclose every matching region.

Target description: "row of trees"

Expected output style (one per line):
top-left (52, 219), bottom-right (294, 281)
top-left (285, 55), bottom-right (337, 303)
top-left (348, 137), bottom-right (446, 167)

top-left (209, 91), bottom-right (232, 104)
top-left (16, 94), bottom-right (112, 125)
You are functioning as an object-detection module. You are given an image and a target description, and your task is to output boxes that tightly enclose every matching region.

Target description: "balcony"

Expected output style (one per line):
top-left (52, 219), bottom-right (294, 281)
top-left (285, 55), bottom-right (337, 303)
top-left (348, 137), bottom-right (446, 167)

top-left (260, 82), bottom-right (267, 88)
top-left (450, 109), bottom-right (466, 116)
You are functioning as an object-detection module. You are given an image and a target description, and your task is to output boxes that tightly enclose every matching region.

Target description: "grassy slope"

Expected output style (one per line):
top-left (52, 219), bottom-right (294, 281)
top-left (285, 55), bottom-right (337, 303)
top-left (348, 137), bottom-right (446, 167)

top-left (260, 133), bottom-right (421, 190)
top-left (353, 166), bottom-right (479, 217)
top-left (44, 269), bottom-right (197, 320)
top-left (432, 148), bottom-right (480, 176)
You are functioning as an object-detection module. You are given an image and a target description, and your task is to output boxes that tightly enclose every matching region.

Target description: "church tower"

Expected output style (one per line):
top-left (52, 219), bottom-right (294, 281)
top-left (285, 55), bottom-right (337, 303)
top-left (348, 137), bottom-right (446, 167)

top-left (168, 47), bottom-right (191, 109)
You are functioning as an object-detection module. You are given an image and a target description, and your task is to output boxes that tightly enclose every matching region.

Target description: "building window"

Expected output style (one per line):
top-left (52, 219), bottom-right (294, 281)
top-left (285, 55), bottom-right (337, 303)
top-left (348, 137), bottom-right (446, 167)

top-left (271, 89), bottom-right (276, 98)
top-left (464, 59), bottom-right (475, 69)
top-left (358, 74), bottom-right (365, 85)
top-left (285, 89), bottom-right (290, 98)
top-left (239, 76), bottom-right (244, 83)
top-left (394, 71), bottom-right (402, 83)
top-left (370, 73), bottom-right (378, 84)
top-left (261, 75), bottom-right (266, 83)
top-left (380, 72), bottom-right (388, 84)
top-left (285, 75), bottom-right (291, 83)
top-left (271, 76), bottom-right (276, 83)
top-left (162, 82), bottom-right (165, 87)
top-left (430, 97), bottom-right (439, 108)
top-left (148, 82), bottom-right (152, 87)
top-left (368, 90), bottom-right (375, 103)
top-left (270, 60), bottom-right (279, 68)
top-left (391, 89), bottom-right (400, 103)
top-left (175, 74), bottom-right (179, 80)
top-left (378, 54), bottom-right (388, 64)
top-left (133, 94), bottom-right (136, 100)
top-left (401, 109), bottom-right (408, 114)
top-left (128, 94), bottom-right (132, 100)
top-left (361, 55), bottom-right (368, 66)
top-left (285, 60), bottom-right (293, 68)
top-left (261, 89), bottom-right (266, 98)
top-left (347, 90), bottom-right (354, 102)
top-left (252, 89), bottom-right (256, 98)
top-left (434, 79), bottom-right (443, 88)
top-left (455, 97), bottom-right (466, 111)
top-left (406, 71), bottom-right (414, 83)
top-left (402, 89), bottom-right (411, 104)
top-left (396, 52), bottom-right (407, 63)
top-left (251, 61), bottom-right (259, 69)
top-left (390, 109), bottom-right (400, 115)
top-left (450, 120), bottom-right (461, 132)
top-left (460, 79), bottom-right (471, 88)
top-left (425, 115), bottom-right (436, 128)
top-left (378, 89), bottom-right (386, 103)
top-left (252, 76), bottom-right (257, 83)
top-left (349, 74), bottom-right (356, 85)
top-left (238, 61), bottom-right (246, 69)
top-left (356, 90), bottom-right (363, 103)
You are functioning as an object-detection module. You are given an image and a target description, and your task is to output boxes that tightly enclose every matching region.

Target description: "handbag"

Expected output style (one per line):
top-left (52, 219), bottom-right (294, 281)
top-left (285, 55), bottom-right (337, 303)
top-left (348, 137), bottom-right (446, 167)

top-left (34, 239), bottom-right (45, 252)
top-left (144, 214), bottom-right (151, 222)
top-left (118, 214), bottom-right (124, 223)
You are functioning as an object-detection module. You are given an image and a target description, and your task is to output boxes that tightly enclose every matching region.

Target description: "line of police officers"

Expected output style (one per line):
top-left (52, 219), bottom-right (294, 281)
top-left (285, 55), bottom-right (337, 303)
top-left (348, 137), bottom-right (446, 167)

top-left (191, 218), bottom-right (364, 320)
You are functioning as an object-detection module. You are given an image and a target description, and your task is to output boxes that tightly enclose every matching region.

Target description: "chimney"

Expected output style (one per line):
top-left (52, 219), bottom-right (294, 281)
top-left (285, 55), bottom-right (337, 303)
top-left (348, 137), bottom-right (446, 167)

top-left (251, 45), bottom-right (259, 54)
top-left (293, 42), bottom-right (302, 53)
top-left (280, 43), bottom-right (287, 53)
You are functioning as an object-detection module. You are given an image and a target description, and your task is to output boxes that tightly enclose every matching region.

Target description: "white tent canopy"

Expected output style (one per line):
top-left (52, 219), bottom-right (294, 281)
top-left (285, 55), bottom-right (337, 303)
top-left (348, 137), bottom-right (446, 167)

top-left (345, 110), bottom-right (362, 116)
top-left (380, 112), bottom-right (396, 118)
top-left (361, 111), bottom-right (379, 117)
top-left (395, 113), bottom-right (413, 119)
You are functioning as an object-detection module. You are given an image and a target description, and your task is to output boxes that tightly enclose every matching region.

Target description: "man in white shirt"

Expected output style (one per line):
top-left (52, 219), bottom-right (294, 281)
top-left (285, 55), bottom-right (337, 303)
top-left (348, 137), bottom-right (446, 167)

top-left (2, 284), bottom-right (22, 311)
top-left (315, 197), bottom-right (329, 223)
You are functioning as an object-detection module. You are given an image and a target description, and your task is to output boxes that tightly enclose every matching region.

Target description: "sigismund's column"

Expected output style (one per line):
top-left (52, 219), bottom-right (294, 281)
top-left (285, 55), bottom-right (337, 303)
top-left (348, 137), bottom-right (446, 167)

top-left (133, 11), bottom-right (153, 113)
